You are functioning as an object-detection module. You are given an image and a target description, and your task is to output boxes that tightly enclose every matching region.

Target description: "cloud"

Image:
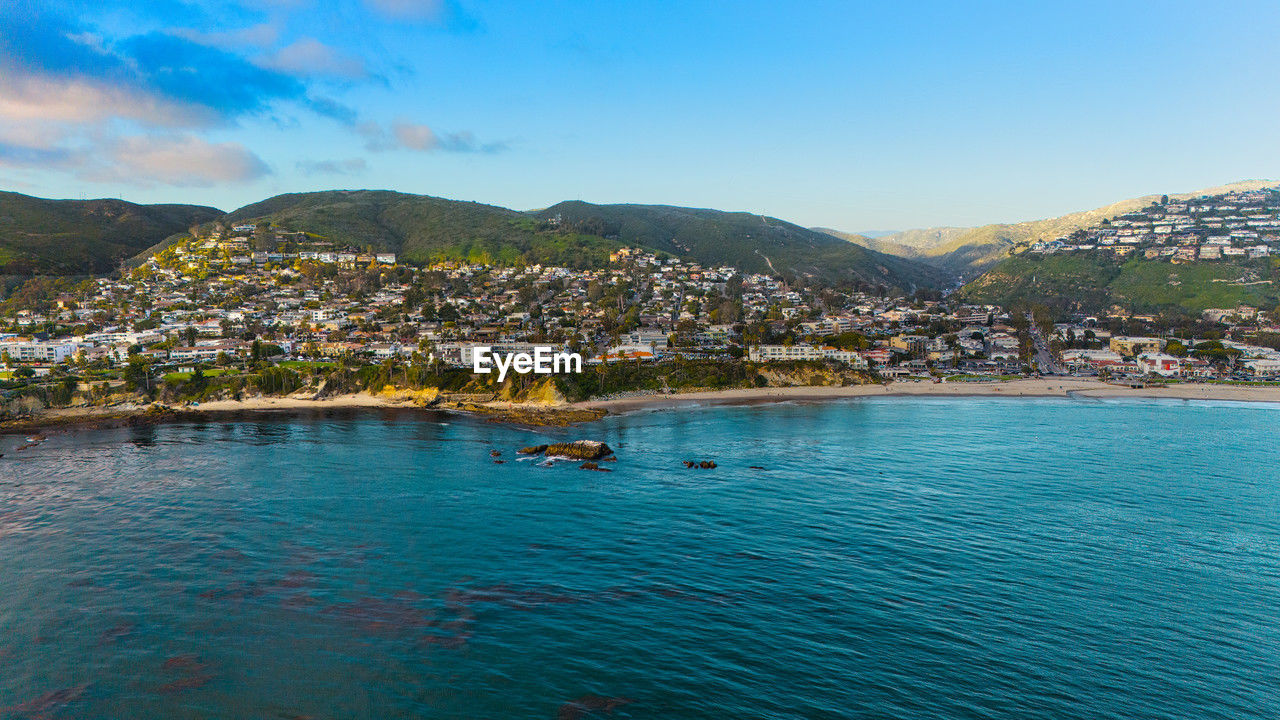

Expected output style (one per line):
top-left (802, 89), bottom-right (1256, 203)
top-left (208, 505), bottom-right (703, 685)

top-left (172, 22), bottom-right (281, 49)
top-left (83, 135), bottom-right (272, 187)
top-left (358, 120), bottom-right (505, 153)
top-left (296, 157), bottom-right (368, 175)
top-left (0, 140), bottom-right (76, 168)
top-left (0, 129), bottom-right (271, 188)
top-left (0, 6), bottom-right (309, 125)
top-left (0, 74), bottom-right (212, 127)
top-left (364, 0), bottom-right (444, 21)
top-left (260, 38), bottom-right (369, 79)
top-left (0, 1), bottom-right (497, 191)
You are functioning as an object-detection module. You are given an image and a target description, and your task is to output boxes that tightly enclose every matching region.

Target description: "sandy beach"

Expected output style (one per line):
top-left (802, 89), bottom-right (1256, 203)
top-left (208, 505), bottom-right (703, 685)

top-left (7, 379), bottom-right (1280, 436)
top-left (193, 393), bottom-right (420, 413)
top-left (576, 378), bottom-right (1280, 413)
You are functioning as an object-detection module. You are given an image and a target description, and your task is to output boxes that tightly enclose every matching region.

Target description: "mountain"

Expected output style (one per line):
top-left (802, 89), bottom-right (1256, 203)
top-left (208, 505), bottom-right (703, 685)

top-left (209, 192), bottom-right (944, 291)
top-left (218, 190), bottom-right (622, 268)
top-left (537, 201), bottom-right (946, 291)
top-left (814, 226), bottom-right (968, 261)
top-left (833, 180), bottom-right (1280, 278)
top-left (0, 191), bottom-right (221, 275)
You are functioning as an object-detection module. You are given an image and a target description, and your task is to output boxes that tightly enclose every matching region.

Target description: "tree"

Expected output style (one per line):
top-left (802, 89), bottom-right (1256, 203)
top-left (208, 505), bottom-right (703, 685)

top-left (124, 356), bottom-right (152, 393)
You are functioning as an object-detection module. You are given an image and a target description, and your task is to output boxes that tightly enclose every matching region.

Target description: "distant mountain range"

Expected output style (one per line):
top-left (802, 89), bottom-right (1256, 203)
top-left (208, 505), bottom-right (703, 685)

top-left (818, 180), bottom-right (1280, 278)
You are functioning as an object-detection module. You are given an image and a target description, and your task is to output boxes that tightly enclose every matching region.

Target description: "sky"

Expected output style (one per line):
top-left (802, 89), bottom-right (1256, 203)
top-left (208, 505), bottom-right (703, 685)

top-left (1, 0), bottom-right (1279, 231)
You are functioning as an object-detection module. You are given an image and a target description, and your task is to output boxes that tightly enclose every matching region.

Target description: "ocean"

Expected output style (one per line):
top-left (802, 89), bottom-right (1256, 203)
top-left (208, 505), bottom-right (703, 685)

top-left (2, 397), bottom-right (1279, 719)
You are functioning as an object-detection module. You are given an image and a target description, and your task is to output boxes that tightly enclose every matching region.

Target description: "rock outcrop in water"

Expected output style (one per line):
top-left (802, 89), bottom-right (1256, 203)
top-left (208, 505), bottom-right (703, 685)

top-left (519, 441), bottom-right (614, 461)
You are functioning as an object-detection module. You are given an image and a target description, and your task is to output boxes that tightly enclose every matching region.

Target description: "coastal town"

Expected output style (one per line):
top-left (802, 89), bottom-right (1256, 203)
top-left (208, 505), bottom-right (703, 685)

top-left (1028, 188), bottom-right (1280, 262)
top-left (2, 214), bottom-right (1280, 421)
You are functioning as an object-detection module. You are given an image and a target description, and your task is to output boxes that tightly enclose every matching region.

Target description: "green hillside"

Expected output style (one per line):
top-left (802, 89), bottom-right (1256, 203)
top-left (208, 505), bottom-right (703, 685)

top-left (0, 191), bottom-right (221, 274)
top-left (222, 190), bottom-right (616, 268)
top-left (959, 253), bottom-right (1280, 315)
top-left (208, 191), bottom-right (945, 291)
top-left (539, 201), bottom-right (946, 290)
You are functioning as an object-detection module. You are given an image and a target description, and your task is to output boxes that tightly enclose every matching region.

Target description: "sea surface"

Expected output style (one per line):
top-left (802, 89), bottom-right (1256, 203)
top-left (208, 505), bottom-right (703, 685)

top-left (2, 397), bottom-right (1279, 719)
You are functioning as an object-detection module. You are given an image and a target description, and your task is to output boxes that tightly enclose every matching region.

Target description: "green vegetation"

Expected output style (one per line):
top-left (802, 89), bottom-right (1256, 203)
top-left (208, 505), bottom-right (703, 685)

top-left (162, 368), bottom-right (232, 383)
top-left (219, 190), bottom-right (618, 269)
top-left (0, 191), bottom-right (221, 274)
top-left (958, 254), bottom-right (1279, 316)
top-left (535, 201), bottom-right (945, 291)
top-left (277, 360), bottom-right (337, 370)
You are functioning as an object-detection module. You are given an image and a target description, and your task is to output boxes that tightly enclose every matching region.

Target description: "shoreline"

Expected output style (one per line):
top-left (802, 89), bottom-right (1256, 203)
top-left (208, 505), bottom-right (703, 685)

top-left (573, 378), bottom-right (1280, 413)
top-left (5, 379), bottom-right (1280, 437)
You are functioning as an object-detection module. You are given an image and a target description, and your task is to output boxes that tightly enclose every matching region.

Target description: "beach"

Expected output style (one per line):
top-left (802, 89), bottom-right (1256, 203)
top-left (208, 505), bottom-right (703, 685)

top-left (6, 379), bottom-right (1280, 436)
top-left (575, 378), bottom-right (1280, 413)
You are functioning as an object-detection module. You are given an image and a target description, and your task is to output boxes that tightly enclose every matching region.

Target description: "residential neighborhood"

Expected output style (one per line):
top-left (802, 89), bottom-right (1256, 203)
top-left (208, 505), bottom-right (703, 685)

top-left (3, 215), bottom-right (1280, 415)
top-left (1028, 188), bottom-right (1280, 262)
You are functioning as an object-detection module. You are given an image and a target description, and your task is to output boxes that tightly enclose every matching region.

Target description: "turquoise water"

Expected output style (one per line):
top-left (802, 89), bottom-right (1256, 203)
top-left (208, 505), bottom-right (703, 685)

top-left (2, 397), bottom-right (1280, 719)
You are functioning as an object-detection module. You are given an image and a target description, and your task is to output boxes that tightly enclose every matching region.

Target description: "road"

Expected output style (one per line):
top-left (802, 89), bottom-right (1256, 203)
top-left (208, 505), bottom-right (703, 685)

top-left (1027, 314), bottom-right (1063, 374)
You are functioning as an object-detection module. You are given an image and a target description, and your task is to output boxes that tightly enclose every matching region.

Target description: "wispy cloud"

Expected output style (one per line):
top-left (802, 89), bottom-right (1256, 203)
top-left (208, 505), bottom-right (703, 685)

top-left (259, 38), bottom-right (371, 80)
top-left (363, 0), bottom-right (445, 21)
top-left (172, 22), bottom-right (281, 49)
top-left (0, 132), bottom-right (271, 188)
top-left (87, 135), bottom-right (272, 187)
top-left (296, 157), bottom-right (368, 175)
top-left (359, 120), bottom-right (506, 153)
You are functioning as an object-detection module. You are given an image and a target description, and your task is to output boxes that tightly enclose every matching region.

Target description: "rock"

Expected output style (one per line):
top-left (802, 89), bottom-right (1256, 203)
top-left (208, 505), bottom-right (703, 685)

top-left (749, 466), bottom-right (765, 470)
top-left (517, 444), bottom-right (548, 455)
top-left (699, 461), bottom-right (717, 469)
top-left (493, 460), bottom-right (505, 464)
top-left (682, 461), bottom-right (695, 468)
top-left (542, 440), bottom-right (613, 460)
top-left (601, 455), bottom-right (617, 462)
top-left (490, 450), bottom-right (502, 457)
top-left (579, 462), bottom-right (598, 470)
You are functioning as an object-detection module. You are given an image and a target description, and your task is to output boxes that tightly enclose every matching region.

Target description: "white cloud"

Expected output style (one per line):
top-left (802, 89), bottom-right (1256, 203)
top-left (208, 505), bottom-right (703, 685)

top-left (82, 135), bottom-right (271, 187)
top-left (393, 121), bottom-right (439, 150)
top-left (0, 75), bottom-right (212, 128)
top-left (259, 39), bottom-right (369, 79)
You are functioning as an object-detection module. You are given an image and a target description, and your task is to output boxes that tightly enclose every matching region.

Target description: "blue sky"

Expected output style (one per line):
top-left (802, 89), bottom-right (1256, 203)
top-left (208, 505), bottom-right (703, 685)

top-left (1, 0), bottom-right (1278, 230)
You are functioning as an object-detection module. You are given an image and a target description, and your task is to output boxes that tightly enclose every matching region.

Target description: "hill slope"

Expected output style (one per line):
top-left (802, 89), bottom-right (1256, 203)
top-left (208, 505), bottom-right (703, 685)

top-left (816, 226), bottom-right (970, 261)
top-left (222, 190), bottom-right (619, 268)
top-left (858, 180), bottom-right (1280, 277)
top-left (959, 254), bottom-right (1279, 316)
top-left (212, 192), bottom-right (945, 290)
top-left (539, 201), bottom-right (946, 290)
top-left (0, 191), bottom-right (221, 274)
